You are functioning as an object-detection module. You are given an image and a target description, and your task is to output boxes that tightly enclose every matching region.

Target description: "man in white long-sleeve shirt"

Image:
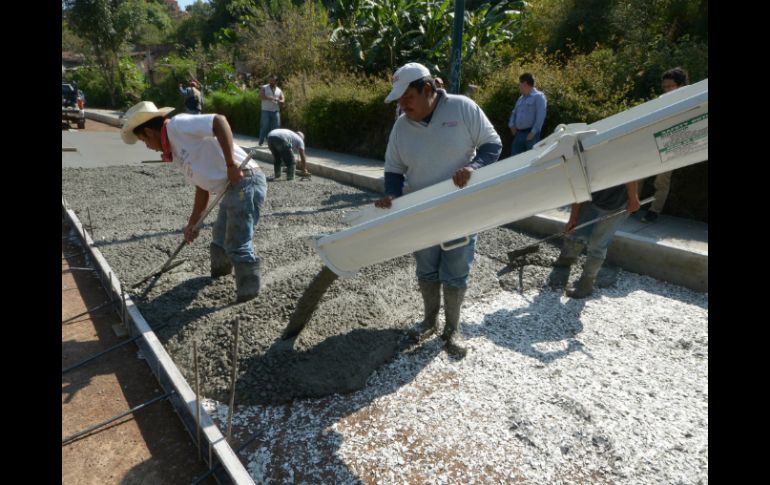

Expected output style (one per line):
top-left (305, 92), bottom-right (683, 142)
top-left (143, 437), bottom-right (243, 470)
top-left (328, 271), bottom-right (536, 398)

top-left (374, 62), bottom-right (502, 358)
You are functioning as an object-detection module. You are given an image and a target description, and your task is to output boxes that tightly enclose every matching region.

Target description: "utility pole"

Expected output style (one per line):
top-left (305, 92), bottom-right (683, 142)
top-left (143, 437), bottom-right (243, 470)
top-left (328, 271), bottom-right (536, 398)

top-left (449, 0), bottom-right (466, 94)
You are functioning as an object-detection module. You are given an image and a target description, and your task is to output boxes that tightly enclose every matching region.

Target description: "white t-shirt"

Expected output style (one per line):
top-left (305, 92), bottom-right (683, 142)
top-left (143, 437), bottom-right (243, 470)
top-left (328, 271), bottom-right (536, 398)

top-left (260, 84), bottom-right (283, 112)
top-left (267, 128), bottom-right (305, 151)
top-left (166, 114), bottom-right (258, 195)
top-left (384, 92), bottom-right (501, 192)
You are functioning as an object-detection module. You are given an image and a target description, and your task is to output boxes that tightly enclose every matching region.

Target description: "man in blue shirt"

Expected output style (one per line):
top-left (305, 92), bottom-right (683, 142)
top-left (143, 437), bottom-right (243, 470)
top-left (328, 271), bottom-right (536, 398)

top-left (507, 73), bottom-right (547, 156)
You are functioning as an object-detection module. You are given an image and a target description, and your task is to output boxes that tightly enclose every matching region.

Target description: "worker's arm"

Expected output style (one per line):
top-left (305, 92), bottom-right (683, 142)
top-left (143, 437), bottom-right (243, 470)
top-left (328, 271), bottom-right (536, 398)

top-left (566, 203), bottom-right (582, 232)
top-left (184, 186), bottom-right (210, 243)
top-left (375, 172), bottom-right (405, 208)
top-left (508, 101), bottom-right (518, 136)
top-left (212, 115), bottom-right (242, 185)
top-left (298, 148), bottom-right (308, 173)
top-left (277, 90), bottom-right (285, 104)
top-left (625, 180), bottom-right (640, 213)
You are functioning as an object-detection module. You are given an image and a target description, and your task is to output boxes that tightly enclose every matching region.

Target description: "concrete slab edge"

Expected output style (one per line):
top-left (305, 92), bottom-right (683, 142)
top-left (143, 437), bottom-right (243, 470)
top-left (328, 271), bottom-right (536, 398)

top-left (62, 198), bottom-right (256, 485)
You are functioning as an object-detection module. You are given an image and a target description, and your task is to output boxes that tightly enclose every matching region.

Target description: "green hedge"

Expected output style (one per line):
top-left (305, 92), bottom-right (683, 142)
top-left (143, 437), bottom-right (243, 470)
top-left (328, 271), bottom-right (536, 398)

top-left (205, 91), bottom-right (262, 138)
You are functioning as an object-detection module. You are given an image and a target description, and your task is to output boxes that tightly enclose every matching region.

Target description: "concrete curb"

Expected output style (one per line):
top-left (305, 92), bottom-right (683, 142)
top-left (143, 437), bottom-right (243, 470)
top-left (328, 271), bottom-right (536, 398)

top-left (250, 148), bottom-right (385, 193)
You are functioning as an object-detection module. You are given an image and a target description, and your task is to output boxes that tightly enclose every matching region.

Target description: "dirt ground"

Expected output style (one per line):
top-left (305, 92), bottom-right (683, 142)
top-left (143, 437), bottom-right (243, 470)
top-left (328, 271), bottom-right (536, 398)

top-left (62, 219), bottom-right (216, 485)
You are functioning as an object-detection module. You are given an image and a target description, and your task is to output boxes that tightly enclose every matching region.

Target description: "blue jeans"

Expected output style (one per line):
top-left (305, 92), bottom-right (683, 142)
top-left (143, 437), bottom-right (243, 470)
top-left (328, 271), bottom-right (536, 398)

top-left (211, 171), bottom-right (268, 264)
top-left (267, 136), bottom-right (296, 178)
top-left (413, 235), bottom-right (477, 289)
top-left (564, 202), bottom-right (628, 261)
top-left (511, 130), bottom-right (539, 156)
top-left (259, 110), bottom-right (281, 144)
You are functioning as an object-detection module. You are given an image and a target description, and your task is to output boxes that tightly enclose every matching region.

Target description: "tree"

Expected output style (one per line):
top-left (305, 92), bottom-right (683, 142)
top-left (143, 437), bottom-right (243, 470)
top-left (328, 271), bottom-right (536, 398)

top-left (63, 0), bottom-right (147, 105)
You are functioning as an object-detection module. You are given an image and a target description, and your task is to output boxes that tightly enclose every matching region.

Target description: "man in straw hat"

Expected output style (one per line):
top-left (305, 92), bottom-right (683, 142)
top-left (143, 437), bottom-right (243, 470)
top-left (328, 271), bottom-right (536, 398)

top-left (121, 101), bottom-right (267, 303)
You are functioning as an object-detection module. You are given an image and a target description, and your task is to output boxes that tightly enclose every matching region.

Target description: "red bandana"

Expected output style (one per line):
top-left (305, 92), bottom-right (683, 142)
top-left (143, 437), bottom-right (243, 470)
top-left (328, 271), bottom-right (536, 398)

top-left (160, 119), bottom-right (172, 162)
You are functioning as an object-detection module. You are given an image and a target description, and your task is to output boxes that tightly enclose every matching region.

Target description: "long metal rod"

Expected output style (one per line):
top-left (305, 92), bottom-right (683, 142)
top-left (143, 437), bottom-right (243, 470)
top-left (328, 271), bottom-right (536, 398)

top-left (61, 322), bottom-right (170, 374)
top-left (63, 267), bottom-right (96, 272)
top-left (62, 300), bottom-right (113, 325)
top-left (87, 207), bottom-right (94, 238)
top-left (194, 341), bottom-right (202, 461)
top-left (506, 196), bottom-right (655, 260)
top-left (61, 392), bottom-right (172, 446)
top-left (226, 319), bottom-right (240, 443)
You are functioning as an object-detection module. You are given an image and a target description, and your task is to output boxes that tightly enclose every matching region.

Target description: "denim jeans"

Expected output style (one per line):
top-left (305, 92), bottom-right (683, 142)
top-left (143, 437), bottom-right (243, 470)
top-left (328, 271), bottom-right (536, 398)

top-left (267, 136), bottom-right (296, 178)
top-left (211, 171), bottom-right (268, 264)
top-left (413, 235), bottom-right (478, 289)
top-left (564, 202), bottom-right (628, 261)
top-left (511, 130), bottom-right (539, 156)
top-left (650, 170), bottom-right (672, 213)
top-left (259, 110), bottom-right (281, 144)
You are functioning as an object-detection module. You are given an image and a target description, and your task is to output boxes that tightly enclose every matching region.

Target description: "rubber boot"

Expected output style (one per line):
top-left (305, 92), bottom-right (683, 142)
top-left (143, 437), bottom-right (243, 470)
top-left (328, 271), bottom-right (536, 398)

top-left (234, 259), bottom-right (261, 303)
top-left (286, 162), bottom-right (296, 181)
top-left (210, 243), bottom-right (233, 278)
top-left (273, 159), bottom-right (282, 180)
top-left (441, 285), bottom-right (468, 358)
top-left (407, 280), bottom-right (441, 342)
top-left (554, 238), bottom-right (583, 267)
top-left (566, 256), bottom-right (603, 299)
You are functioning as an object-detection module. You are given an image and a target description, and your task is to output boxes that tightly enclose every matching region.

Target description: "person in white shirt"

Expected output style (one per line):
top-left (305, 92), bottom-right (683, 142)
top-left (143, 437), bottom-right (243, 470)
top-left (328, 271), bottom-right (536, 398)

top-left (258, 75), bottom-right (285, 146)
top-left (121, 101), bottom-right (268, 303)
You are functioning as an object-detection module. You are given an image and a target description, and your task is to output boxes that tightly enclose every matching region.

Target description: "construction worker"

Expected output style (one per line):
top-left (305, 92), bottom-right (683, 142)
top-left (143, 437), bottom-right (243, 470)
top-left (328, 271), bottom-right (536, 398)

top-left (553, 181), bottom-right (640, 298)
top-left (179, 80), bottom-right (203, 114)
top-left (375, 62), bottom-right (502, 358)
top-left (120, 101), bottom-right (267, 303)
top-left (258, 75), bottom-right (285, 146)
top-left (266, 128), bottom-right (311, 180)
top-left (640, 67), bottom-right (689, 223)
top-left (508, 73), bottom-right (547, 156)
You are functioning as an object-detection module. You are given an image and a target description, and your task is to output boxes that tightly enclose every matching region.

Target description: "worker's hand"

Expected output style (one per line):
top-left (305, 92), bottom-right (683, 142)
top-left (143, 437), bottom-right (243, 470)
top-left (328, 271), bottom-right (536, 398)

top-left (453, 166), bottom-right (474, 188)
top-left (526, 132), bottom-right (535, 141)
top-left (227, 165), bottom-right (242, 185)
top-left (565, 216), bottom-right (579, 233)
top-left (627, 195), bottom-right (641, 214)
top-left (510, 127), bottom-right (518, 136)
top-left (374, 195), bottom-right (395, 208)
top-left (183, 223), bottom-right (200, 243)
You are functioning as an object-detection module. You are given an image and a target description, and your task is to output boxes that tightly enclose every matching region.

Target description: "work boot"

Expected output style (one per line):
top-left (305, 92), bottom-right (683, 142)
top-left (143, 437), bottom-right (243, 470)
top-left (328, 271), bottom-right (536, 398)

top-left (566, 256), bottom-right (603, 299)
top-left (234, 260), bottom-right (261, 303)
top-left (286, 163), bottom-right (296, 181)
top-left (273, 160), bottom-right (282, 180)
top-left (407, 280), bottom-right (441, 342)
top-left (553, 238), bottom-right (583, 267)
top-left (210, 243), bottom-right (233, 278)
top-left (641, 210), bottom-right (659, 223)
top-left (441, 285), bottom-right (468, 358)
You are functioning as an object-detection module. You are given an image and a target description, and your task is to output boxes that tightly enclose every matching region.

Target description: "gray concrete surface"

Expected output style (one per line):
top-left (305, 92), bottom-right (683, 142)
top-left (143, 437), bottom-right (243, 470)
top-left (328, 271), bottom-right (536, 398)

top-left (62, 130), bottom-right (160, 168)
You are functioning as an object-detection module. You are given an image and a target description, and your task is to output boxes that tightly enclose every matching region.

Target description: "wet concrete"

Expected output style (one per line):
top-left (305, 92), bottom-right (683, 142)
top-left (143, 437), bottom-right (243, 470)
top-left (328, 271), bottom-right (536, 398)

top-left (62, 164), bottom-right (609, 405)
